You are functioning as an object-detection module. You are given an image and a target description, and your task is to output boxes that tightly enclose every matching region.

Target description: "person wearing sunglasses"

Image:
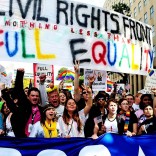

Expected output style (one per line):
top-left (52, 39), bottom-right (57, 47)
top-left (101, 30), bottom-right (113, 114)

top-left (83, 91), bottom-right (107, 138)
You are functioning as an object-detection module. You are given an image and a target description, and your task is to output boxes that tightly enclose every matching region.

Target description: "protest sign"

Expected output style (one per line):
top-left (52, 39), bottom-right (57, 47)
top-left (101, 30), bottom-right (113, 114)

top-left (0, 0), bottom-right (153, 75)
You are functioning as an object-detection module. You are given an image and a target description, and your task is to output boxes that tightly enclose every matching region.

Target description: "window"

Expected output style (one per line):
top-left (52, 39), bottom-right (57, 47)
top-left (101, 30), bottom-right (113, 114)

top-left (150, 6), bottom-right (154, 18)
top-left (138, 1), bottom-right (141, 12)
top-left (144, 0), bottom-right (147, 6)
top-left (152, 25), bottom-right (155, 36)
top-left (134, 7), bottom-right (137, 17)
top-left (144, 12), bottom-right (148, 23)
top-left (130, 0), bottom-right (132, 6)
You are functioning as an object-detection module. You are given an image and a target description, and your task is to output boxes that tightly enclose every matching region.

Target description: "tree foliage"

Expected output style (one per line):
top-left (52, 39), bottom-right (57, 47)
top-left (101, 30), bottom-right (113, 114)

top-left (112, 2), bottom-right (131, 17)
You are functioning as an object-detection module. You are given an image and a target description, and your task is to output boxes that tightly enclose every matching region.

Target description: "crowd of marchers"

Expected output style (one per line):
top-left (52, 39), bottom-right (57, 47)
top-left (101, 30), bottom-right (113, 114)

top-left (0, 61), bottom-right (156, 139)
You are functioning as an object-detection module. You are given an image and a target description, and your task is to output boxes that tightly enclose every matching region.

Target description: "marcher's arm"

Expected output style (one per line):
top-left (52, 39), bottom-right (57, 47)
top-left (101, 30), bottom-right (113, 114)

top-left (74, 60), bottom-right (81, 102)
top-left (84, 87), bottom-right (92, 116)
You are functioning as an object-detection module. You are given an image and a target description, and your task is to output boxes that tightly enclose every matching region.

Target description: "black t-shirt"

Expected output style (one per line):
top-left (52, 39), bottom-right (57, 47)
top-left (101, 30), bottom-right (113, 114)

top-left (118, 112), bottom-right (138, 135)
top-left (139, 116), bottom-right (156, 134)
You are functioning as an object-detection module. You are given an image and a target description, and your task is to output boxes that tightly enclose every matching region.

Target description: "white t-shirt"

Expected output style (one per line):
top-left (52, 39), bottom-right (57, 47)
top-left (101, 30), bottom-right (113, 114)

top-left (58, 109), bottom-right (88, 137)
top-left (29, 121), bottom-right (60, 138)
top-left (104, 118), bottom-right (118, 133)
top-left (6, 113), bottom-right (15, 137)
top-left (55, 105), bottom-right (64, 118)
top-left (132, 103), bottom-right (140, 112)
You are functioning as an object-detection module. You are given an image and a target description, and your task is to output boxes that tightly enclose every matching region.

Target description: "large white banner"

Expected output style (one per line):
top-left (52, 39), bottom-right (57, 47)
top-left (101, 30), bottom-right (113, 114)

top-left (0, 0), bottom-right (153, 75)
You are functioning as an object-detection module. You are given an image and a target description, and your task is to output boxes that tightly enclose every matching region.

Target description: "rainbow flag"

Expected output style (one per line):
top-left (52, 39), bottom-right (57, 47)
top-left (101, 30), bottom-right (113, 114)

top-left (107, 80), bottom-right (114, 88)
top-left (64, 85), bottom-right (72, 91)
top-left (57, 70), bottom-right (75, 81)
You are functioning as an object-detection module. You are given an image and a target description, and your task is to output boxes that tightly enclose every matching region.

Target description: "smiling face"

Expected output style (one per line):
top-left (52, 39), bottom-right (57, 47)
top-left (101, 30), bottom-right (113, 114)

top-left (66, 99), bottom-right (77, 112)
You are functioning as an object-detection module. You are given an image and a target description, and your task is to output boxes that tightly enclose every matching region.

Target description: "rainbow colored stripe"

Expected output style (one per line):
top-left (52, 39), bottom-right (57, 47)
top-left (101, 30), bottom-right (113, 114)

top-left (107, 80), bottom-right (114, 88)
top-left (57, 70), bottom-right (75, 81)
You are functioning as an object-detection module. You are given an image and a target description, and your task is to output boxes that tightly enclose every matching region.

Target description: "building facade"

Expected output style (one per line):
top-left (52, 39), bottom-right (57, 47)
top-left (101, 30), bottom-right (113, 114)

top-left (104, 0), bottom-right (155, 95)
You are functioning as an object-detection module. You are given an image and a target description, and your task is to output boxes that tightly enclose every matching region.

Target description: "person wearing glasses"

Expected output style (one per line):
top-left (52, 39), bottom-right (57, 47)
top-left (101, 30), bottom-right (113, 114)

top-left (117, 98), bottom-right (138, 136)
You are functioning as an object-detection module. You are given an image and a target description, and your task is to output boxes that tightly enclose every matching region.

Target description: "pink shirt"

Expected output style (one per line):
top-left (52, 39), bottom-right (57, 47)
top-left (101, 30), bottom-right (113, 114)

top-left (25, 106), bottom-right (41, 136)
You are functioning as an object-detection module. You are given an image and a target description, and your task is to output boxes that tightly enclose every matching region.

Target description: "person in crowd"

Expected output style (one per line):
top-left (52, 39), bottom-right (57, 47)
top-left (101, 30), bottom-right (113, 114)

top-left (74, 60), bottom-right (94, 111)
top-left (59, 91), bottom-right (68, 106)
top-left (136, 88), bottom-right (156, 134)
top-left (73, 60), bottom-right (96, 137)
top-left (118, 98), bottom-right (138, 136)
top-left (24, 87), bottom-right (29, 96)
top-left (0, 99), bottom-right (15, 136)
top-left (39, 74), bottom-right (64, 118)
top-left (29, 104), bottom-right (60, 138)
top-left (92, 99), bottom-right (118, 139)
top-left (84, 91), bottom-right (108, 138)
top-left (132, 93), bottom-right (142, 113)
top-left (125, 94), bottom-right (135, 112)
top-left (136, 94), bottom-right (153, 126)
top-left (58, 86), bottom-right (92, 138)
top-left (137, 103), bottom-right (156, 135)
top-left (0, 101), bottom-right (4, 135)
top-left (2, 68), bottom-right (41, 137)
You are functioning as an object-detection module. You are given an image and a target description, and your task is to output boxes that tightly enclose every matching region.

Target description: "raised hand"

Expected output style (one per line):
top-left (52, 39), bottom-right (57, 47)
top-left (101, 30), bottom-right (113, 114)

top-left (17, 68), bottom-right (24, 72)
top-left (39, 74), bottom-right (46, 83)
top-left (74, 60), bottom-right (80, 73)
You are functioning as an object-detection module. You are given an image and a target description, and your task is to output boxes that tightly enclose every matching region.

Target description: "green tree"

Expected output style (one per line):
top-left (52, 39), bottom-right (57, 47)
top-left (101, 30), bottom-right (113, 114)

top-left (112, 2), bottom-right (131, 17)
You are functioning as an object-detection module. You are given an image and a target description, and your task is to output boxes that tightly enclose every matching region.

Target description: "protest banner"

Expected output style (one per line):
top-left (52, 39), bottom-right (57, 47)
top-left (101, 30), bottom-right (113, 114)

top-left (0, 0), bottom-right (153, 75)
top-left (0, 133), bottom-right (155, 156)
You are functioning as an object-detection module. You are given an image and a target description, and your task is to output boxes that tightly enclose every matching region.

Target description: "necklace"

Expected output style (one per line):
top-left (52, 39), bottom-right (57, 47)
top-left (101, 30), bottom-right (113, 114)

top-left (107, 116), bottom-right (116, 122)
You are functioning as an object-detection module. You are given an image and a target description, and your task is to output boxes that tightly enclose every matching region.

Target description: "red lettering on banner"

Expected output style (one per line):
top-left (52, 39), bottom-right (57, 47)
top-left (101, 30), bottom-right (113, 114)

top-left (0, 30), bottom-right (4, 46)
top-left (92, 41), bottom-right (107, 65)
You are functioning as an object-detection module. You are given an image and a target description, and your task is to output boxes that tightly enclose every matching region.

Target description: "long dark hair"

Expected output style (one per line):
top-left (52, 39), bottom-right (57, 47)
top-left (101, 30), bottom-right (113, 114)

top-left (63, 98), bottom-right (82, 132)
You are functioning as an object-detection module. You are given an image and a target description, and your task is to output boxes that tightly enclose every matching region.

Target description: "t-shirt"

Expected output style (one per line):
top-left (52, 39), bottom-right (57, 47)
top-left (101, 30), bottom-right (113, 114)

top-left (55, 105), bottom-right (64, 118)
top-left (104, 118), bottom-right (118, 133)
top-left (139, 116), bottom-right (156, 134)
top-left (118, 112), bottom-right (138, 135)
top-left (84, 104), bottom-right (102, 137)
top-left (58, 109), bottom-right (88, 137)
top-left (132, 103), bottom-right (140, 112)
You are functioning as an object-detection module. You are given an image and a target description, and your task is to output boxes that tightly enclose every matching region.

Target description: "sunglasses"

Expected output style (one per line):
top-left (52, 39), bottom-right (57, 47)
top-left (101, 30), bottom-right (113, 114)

top-left (82, 91), bottom-right (88, 94)
top-left (98, 98), bottom-right (105, 101)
